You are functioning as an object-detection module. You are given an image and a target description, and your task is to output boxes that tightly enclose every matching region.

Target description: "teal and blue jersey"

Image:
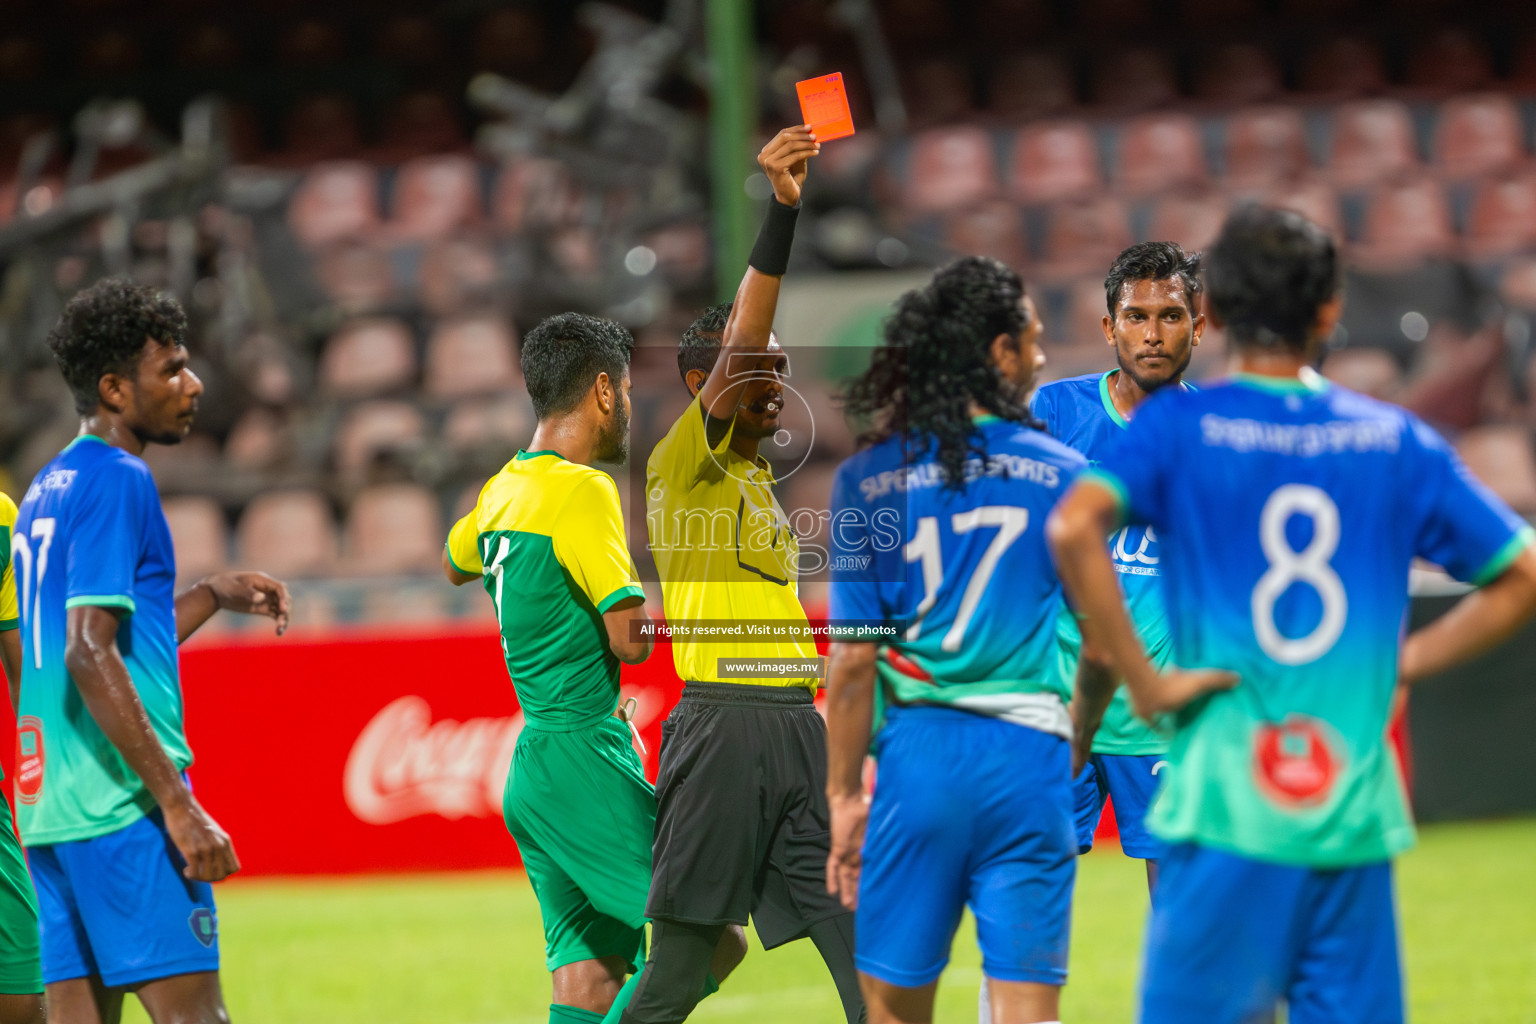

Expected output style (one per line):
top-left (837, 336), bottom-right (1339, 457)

top-left (1090, 373), bottom-right (1533, 867)
top-left (12, 435), bottom-right (190, 846)
top-left (828, 416), bottom-right (1086, 739)
top-left (1032, 369), bottom-right (1183, 755)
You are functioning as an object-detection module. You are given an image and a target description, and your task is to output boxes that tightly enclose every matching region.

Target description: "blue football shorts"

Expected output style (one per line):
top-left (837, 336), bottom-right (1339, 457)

top-left (855, 705), bottom-right (1076, 988)
top-left (29, 806), bottom-right (220, 988)
top-left (1141, 843), bottom-right (1403, 1024)
top-left (1072, 752), bottom-right (1169, 860)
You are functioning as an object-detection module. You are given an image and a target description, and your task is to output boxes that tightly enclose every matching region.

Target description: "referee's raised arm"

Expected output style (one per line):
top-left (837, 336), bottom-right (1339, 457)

top-left (698, 126), bottom-right (820, 437)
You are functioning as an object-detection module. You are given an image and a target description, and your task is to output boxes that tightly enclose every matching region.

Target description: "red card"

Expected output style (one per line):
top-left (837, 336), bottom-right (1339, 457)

top-left (796, 73), bottom-right (856, 142)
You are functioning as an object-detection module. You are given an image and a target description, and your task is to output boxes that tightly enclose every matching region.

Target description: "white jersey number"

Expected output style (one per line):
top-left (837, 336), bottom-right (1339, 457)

top-left (904, 506), bottom-right (1029, 653)
top-left (1251, 485), bottom-right (1347, 665)
top-left (10, 517), bottom-right (57, 670)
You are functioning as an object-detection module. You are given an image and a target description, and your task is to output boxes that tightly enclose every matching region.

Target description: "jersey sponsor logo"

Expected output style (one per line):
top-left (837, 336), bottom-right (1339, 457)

top-left (343, 691), bottom-right (662, 824)
top-left (857, 454), bottom-right (1061, 500)
top-left (1253, 716), bottom-right (1341, 807)
top-left (1200, 414), bottom-right (1401, 457)
top-left (188, 907), bottom-right (217, 948)
top-left (24, 469), bottom-right (77, 502)
top-left (15, 717), bottom-right (43, 805)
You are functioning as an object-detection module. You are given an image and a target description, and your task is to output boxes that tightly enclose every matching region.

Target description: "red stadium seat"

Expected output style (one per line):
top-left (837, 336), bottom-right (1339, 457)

top-left (987, 51), bottom-right (1075, 121)
top-left (333, 401), bottom-right (427, 483)
top-left (1195, 43), bottom-right (1283, 106)
top-left (283, 94), bottom-right (364, 162)
top-left (237, 490), bottom-right (340, 578)
top-left (1299, 37), bottom-right (1387, 98)
top-left (1456, 426), bottom-right (1536, 514)
top-left (316, 239), bottom-right (395, 313)
top-left (418, 235), bottom-right (500, 317)
top-left (1223, 106), bottom-right (1310, 190)
top-left (1115, 113), bottom-right (1207, 198)
top-left (1358, 177), bottom-right (1456, 265)
top-left (388, 154), bottom-right (483, 241)
top-left (223, 408), bottom-right (289, 471)
top-left (492, 158), bottom-right (582, 234)
top-left (288, 161), bottom-right (380, 248)
top-left (377, 91), bottom-right (465, 157)
top-left (1464, 173), bottom-right (1536, 260)
top-left (344, 484), bottom-right (445, 576)
top-left (1434, 94), bottom-right (1525, 181)
top-left (423, 316), bottom-right (520, 399)
top-left (942, 200), bottom-right (1029, 270)
top-left (1319, 348), bottom-right (1403, 401)
top-left (319, 318), bottom-right (417, 398)
top-left (1040, 196), bottom-right (1132, 276)
top-left (443, 395), bottom-right (536, 451)
top-left (1090, 47), bottom-right (1178, 111)
top-left (901, 126), bottom-right (1000, 216)
top-left (1146, 191), bottom-right (1228, 251)
top-left (162, 496), bottom-right (228, 586)
top-left (1327, 100), bottom-right (1419, 188)
top-left (1008, 120), bottom-right (1101, 204)
top-left (1406, 28), bottom-right (1493, 95)
top-left (1264, 178), bottom-right (1344, 237)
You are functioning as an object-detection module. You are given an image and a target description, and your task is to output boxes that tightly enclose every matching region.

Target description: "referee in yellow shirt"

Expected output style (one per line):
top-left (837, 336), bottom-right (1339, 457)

top-left (618, 128), bottom-right (864, 1024)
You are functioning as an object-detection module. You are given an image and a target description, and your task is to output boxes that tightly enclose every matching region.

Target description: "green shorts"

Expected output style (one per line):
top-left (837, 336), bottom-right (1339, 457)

top-left (0, 791), bottom-right (41, 994)
top-left (504, 717), bottom-right (655, 973)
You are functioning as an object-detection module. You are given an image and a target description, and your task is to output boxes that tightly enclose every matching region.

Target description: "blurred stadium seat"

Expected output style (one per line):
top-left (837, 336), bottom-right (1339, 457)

top-left (1041, 196), bottom-right (1132, 276)
top-left (237, 490), bottom-right (340, 579)
top-left (1328, 100), bottom-right (1419, 188)
top-left (1223, 106), bottom-right (1310, 190)
top-left (423, 317), bottom-right (520, 399)
top-left (163, 496), bottom-right (229, 586)
top-left (901, 126), bottom-right (1001, 215)
top-left (1358, 176), bottom-right (1456, 264)
top-left (1115, 113), bottom-right (1207, 197)
top-left (1456, 426), bottom-right (1536, 513)
top-left (288, 161), bottom-right (380, 248)
top-left (1407, 27), bottom-right (1493, 95)
top-left (1464, 173), bottom-right (1536, 261)
top-left (388, 154), bottom-right (483, 241)
top-left (1008, 120), bottom-right (1101, 204)
top-left (1195, 43), bottom-right (1283, 106)
top-left (1319, 347), bottom-right (1404, 400)
top-left (343, 483), bottom-right (444, 575)
top-left (1090, 47), bottom-right (1178, 111)
top-left (333, 401), bottom-right (427, 482)
top-left (1433, 94), bottom-right (1526, 181)
top-left (942, 200), bottom-right (1029, 269)
top-left (1146, 191), bottom-right (1228, 251)
top-left (319, 319), bottom-right (417, 399)
top-left (987, 51), bottom-right (1074, 121)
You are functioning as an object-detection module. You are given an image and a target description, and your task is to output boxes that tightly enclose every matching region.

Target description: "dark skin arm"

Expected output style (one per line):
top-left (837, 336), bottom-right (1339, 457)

top-left (0, 629), bottom-right (19, 712)
top-left (443, 548), bottom-right (479, 586)
top-left (175, 571), bottom-right (291, 643)
top-left (65, 605), bottom-right (239, 881)
top-left (824, 640), bottom-right (877, 911)
top-left (1047, 481), bottom-right (1237, 720)
top-left (1068, 638), bottom-right (1119, 776)
top-left (1400, 546), bottom-right (1536, 683)
top-left (698, 126), bottom-right (820, 445)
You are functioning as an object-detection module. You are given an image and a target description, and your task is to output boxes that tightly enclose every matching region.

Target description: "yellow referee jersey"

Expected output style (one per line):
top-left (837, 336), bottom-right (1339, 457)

top-left (0, 493), bottom-right (18, 631)
top-left (646, 395), bottom-right (817, 690)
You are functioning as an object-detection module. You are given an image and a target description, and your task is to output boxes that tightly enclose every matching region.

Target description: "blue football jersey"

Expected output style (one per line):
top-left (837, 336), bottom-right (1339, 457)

top-left (1032, 369), bottom-right (1186, 755)
top-left (12, 435), bottom-right (190, 845)
top-left (828, 416), bottom-right (1086, 739)
top-left (1092, 373), bottom-right (1532, 866)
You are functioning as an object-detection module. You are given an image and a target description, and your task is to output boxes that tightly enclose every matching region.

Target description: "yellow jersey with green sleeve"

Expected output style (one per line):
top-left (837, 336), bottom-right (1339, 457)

top-left (646, 394), bottom-right (817, 690)
top-left (446, 450), bottom-right (645, 730)
top-left (0, 493), bottom-right (17, 633)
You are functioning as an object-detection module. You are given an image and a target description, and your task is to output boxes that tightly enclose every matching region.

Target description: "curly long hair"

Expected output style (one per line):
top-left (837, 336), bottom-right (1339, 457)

top-left (842, 256), bottom-right (1035, 491)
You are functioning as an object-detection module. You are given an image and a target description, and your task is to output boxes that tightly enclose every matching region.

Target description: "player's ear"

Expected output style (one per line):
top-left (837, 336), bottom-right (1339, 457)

top-left (989, 331), bottom-right (1021, 378)
top-left (1312, 293), bottom-right (1345, 344)
top-left (96, 372), bottom-right (130, 415)
top-left (1101, 313), bottom-right (1115, 347)
top-left (685, 368), bottom-right (706, 398)
top-left (595, 371), bottom-right (615, 415)
top-left (1190, 309), bottom-right (1206, 347)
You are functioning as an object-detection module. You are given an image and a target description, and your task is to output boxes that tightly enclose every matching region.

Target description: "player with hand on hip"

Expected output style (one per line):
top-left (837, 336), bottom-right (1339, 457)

top-left (1048, 205), bottom-right (1536, 1024)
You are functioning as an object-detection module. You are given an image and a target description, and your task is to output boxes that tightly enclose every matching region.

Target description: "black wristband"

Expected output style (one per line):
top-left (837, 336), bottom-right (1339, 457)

top-left (748, 197), bottom-right (801, 276)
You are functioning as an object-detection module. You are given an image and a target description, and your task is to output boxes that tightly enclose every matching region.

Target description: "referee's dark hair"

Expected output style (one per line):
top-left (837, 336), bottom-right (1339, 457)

top-left (677, 301), bottom-right (731, 387)
top-left (843, 256), bottom-right (1035, 492)
top-left (1104, 240), bottom-right (1203, 317)
top-left (47, 278), bottom-right (189, 415)
top-left (1205, 205), bottom-right (1340, 353)
top-left (521, 312), bottom-right (634, 419)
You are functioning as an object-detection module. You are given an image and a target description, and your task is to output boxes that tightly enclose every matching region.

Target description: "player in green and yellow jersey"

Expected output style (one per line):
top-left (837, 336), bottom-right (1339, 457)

top-left (444, 313), bottom-right (743, 1024)
top-left (0, 493), bottom-right (44, 1024)
top-left (625, 127), bottom-right (865, 1024)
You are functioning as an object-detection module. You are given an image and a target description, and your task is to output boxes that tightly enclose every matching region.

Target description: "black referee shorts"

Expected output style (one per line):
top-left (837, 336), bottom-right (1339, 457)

top-left (646, 682), bottom-right (848, 949)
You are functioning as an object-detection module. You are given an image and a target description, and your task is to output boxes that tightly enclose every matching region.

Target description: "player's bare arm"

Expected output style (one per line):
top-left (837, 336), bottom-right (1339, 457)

top-left (824, 639), bottom-right (876, 911)
top-left (698, 126), bottom-right (819, 438)
top-left (65, 605), bottom-right (239, 883)
top-left (442, 548), bottom-right (480, 586)
top-left (602, 596), bottom-right (653, 665)
top-left (1399, 545), bottom-right (1536, 684)
top-left (175, 570), bottom-right (291, 643)
top-left (0, 629), bottom-right (19, 714)
top-left (1048, 479), bottom-right (1236, 720)
top-left (1068, 637), bottom-right (1118, 776)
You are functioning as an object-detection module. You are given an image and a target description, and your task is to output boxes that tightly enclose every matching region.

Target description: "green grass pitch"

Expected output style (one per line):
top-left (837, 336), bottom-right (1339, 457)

top-left (119, 818), bottom-right (1536, 1023)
